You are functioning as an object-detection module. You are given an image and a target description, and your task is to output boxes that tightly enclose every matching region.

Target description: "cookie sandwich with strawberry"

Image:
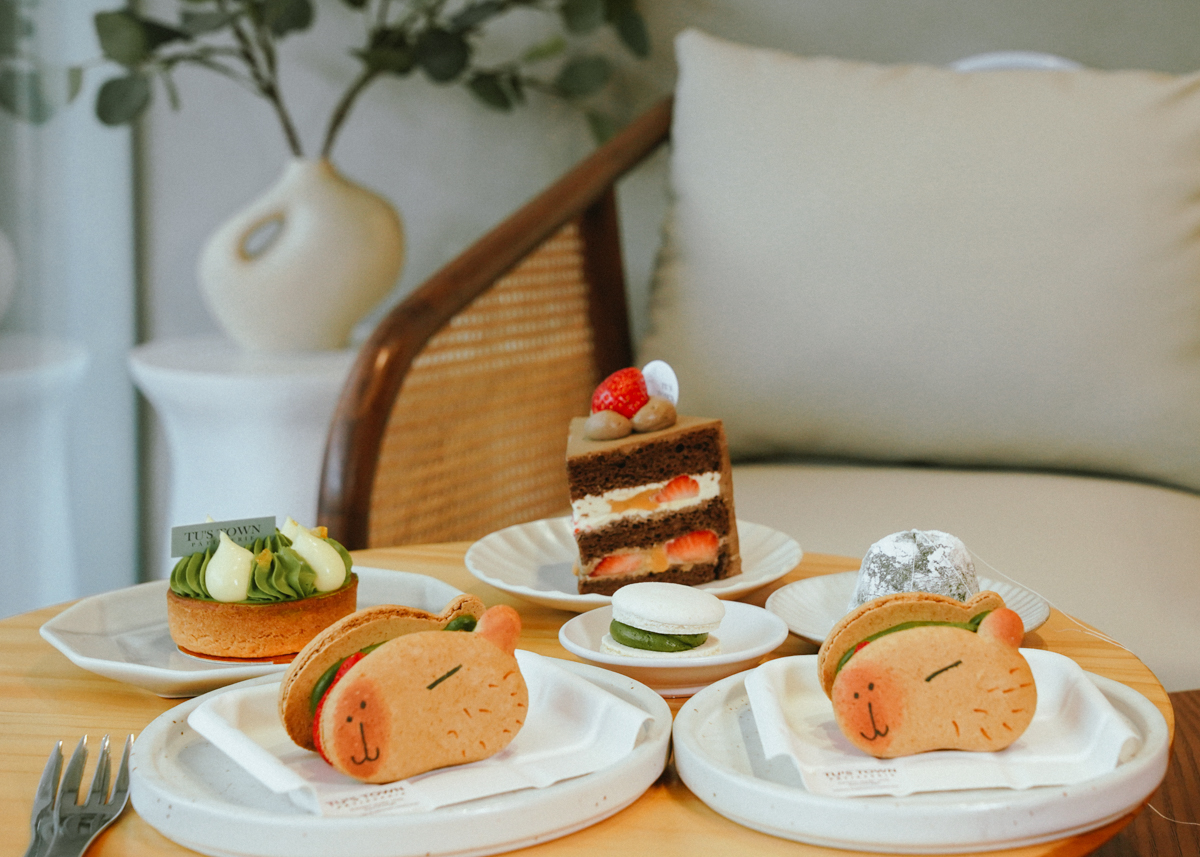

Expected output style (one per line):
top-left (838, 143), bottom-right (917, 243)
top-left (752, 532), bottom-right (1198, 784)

top-left (566, 361), bottom-right (741, 596)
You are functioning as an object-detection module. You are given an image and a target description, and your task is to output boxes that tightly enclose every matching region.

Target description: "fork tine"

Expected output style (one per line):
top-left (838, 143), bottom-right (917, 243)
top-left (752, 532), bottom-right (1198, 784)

top-left (32, 741), bottom-right (63, 815)
top-left (87, 735), bottom-right (111, 806)
top-left (109, 735), bottom-right (132, 807)
top-left (55, 736), bottom-right (87, 810)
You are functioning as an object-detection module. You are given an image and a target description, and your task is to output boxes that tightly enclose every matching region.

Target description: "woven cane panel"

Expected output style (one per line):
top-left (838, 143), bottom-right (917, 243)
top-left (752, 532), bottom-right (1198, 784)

top-left (368, 223), bottom-right (597, 547)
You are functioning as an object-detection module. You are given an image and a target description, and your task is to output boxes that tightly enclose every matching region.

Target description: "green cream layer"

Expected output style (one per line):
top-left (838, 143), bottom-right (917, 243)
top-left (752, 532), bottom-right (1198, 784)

top-left (169, 530), bottom-right (353, 603)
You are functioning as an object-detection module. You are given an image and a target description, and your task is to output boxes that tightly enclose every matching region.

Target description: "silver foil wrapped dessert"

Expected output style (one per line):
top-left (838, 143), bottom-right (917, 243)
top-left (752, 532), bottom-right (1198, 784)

top-left (849, 529), bottom-right (979, 610)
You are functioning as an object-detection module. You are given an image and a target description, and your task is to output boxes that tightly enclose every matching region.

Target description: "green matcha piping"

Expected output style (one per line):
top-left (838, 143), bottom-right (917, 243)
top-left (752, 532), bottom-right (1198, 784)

top-left (609, 619), bottom-right (708, 652)
top-left (168, 529), bottom-right (353, 603)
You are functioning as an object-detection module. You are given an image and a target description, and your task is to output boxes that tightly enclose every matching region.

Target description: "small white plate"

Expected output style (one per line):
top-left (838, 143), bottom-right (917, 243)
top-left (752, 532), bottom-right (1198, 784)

top-left (765, 571), bottom-right (1050, 643)
top-left (131, 662), bottom-right (672, 857)
top-left (465, 517), bottom-right (801, 613)
top-left (672, 658), bottom-right (1169, 853)
top-left (558, 601), bottom-right (790, 697)
top-left (39, 568), bottom-right (464, 698)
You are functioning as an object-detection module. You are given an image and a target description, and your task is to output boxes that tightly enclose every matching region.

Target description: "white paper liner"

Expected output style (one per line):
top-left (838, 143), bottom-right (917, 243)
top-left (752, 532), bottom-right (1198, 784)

top-left (188, 650), bottom-right (652, 816)
top-left (744, 649), bottom-right (1140, 797)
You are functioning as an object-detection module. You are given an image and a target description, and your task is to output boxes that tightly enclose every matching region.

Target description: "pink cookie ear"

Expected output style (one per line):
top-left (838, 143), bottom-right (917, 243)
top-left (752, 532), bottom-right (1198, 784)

top-left (474, 605), bottom-right (522, 656)
top-left (977, 607), bottom-right (1024, 649)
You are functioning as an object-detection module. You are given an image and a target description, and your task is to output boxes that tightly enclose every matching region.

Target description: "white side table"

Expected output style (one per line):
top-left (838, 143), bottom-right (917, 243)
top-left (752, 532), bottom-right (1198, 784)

top-left (129, 337), bottom-right (356, 576)
top-left (0, 335), bottom-right (88, 617)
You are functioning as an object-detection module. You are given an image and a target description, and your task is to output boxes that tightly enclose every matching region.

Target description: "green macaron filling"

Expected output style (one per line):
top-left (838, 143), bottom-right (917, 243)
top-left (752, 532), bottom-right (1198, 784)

top-left (833, 611), bottom-right (993, 678)
top-left (609, 619), bottom-right (708, 652)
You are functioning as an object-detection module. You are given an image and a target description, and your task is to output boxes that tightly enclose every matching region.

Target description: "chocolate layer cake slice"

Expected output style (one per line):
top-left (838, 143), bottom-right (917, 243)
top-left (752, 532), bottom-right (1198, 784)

top-left (567, 415), bottom-right (741, 596)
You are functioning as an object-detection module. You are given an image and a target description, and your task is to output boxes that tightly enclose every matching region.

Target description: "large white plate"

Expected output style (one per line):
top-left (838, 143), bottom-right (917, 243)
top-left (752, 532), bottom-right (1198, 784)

top-left (765, 571), bottom-right (1050, 643)
top-left (465, 517), bottom-right (801, 612)
top-left (558, 601), bottom-right (789, 697)
top-left (672, 657), bottom-right (1169, 853)
top-left (39, 568), bottom-right (464, 698)
top-left (131, 662), bottom-right (672, 857)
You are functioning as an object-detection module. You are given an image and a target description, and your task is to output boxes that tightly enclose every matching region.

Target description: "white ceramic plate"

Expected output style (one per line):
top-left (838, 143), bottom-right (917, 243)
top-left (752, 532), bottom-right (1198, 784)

top-left (131, 662), bottom-right (672, 857)
top-left (558, 601), bottom-right (789, 697)
top-left (765, 571), bottom-right (1050, 643)
top-left (465, 517), bottom-right (801, 612)
top-left (672, 657), bottom-right (1169, 853)
top-left (39, 568), bottom-right (464, 698)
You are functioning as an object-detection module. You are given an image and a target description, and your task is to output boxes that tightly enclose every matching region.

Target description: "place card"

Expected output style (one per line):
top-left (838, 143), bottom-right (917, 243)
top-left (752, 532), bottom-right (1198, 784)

top-left (171, 516), bottom-right (276, 557)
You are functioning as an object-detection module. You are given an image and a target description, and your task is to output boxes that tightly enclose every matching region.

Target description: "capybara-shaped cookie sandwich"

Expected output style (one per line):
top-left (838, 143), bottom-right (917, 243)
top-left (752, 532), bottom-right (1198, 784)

top-left (817, 591), bottom-right (1035, 758)
top-left (278, 595), bottom-right (487, 752)
top-left (279, 599), bottom-right (527, 784)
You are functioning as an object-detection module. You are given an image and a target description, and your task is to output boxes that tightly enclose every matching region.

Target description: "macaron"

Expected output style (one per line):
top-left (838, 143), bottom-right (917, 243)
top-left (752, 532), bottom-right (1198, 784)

top-left (601, 581), bottom-right (725, 658)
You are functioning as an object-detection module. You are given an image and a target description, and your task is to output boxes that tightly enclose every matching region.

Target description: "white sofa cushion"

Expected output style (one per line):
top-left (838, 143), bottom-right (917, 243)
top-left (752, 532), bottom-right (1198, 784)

top-left (642, 29), bottom-right (1200, 493)
top-left (732, 462), bottom-right (1200, 691)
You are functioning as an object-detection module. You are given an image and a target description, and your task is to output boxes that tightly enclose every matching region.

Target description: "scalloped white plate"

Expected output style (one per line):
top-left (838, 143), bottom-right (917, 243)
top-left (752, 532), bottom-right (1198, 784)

top-left (672, 656), bottom-right (1168, 853)
top-left (765, 571), bottom-right (1050, 643)
top-left (131, 661), bottom-right (672, 857)
top-left (465, 517), bottom-right (802, 613)
top-left (558, 601), bottom-right (789, 697)
top-left (39, 568), bottom-right (464, 698)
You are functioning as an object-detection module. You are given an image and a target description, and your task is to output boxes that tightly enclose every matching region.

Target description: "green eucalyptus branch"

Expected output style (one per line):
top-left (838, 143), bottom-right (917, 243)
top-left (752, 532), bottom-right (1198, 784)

top-left (7, 0), bottom-right (649, 158)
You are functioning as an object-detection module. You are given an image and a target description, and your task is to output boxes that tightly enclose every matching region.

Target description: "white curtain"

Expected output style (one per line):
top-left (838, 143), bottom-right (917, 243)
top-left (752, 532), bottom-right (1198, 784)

top-left (0, 0), bottom-right (137, 616)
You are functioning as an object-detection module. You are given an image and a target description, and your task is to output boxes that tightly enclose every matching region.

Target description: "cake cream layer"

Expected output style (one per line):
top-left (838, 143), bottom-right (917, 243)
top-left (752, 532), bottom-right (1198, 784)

top-left (574, 497), bottom-right (735, 562)
top-left (571, 471), bottom-right (721, 532)
top-left (566, 415), bottom-right (726, 499)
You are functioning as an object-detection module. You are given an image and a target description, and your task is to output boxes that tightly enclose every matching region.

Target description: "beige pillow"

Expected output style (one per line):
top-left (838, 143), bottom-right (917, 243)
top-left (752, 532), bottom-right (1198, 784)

top-left (640, 29), bottom-right (1200, 492)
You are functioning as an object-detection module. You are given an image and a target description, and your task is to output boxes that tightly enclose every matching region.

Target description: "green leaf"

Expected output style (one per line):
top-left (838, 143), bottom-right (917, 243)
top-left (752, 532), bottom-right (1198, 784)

top-left (0, 0), bottom-right (29, 59)
top-left (416, 29), bottom-right (470, 83)
top-left (560, 0), bottom-right (604, 34)
top-left (0, 67), bottom-right (51, 123)
top-left (95, 11), bottom-right (189, 68)
top-left (341, 0), bottom-right (370, 8)
top-left (180, 11), bottom-right (236, 36)
top-left (467, 71), bottom-right (513, 110)
top-left (95, 72), bottom-right (152, 125)
top-left (553, 54), bottom-right (610, 98)
top-left (263, 0), bottom-right (314, 37)
top-left (585, 109), bottom-right (619, 143)
top-left (467, 71), bottom-right (522, 111)
top-left (612, 7), bottom-right (649, 58)
top-left (360, 26), bottom-right (415, 74)
top-left (452, 1), bottom-right (506, 32)
top-left (521, 35), bottom-right (565, 64)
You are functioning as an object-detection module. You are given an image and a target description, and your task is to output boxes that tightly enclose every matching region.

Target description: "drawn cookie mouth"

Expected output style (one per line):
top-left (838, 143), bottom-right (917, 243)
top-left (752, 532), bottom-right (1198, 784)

top-left (351, 721), bottom-right (380, 765)
top-left (859, 702), bottom-right (890, 742)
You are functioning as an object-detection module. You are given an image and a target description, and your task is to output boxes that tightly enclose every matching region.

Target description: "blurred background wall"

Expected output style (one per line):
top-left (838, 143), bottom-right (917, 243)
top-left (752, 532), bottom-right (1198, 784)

top-left (5, 0), bottom-right (1200, 611)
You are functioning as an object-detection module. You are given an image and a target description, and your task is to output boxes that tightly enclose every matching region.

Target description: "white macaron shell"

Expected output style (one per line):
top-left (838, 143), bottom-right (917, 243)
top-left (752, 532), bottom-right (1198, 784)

top-left (611, 582), bottom-right (725, 635)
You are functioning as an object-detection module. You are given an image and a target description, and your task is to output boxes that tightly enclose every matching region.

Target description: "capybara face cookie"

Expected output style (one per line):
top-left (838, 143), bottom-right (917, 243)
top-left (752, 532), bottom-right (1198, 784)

top-left (277, 594), bottom-right (487, 751)
top-left (318, 629), bottom-right (527, 783)
top-left (820, 592), bottom-right (1035, 758)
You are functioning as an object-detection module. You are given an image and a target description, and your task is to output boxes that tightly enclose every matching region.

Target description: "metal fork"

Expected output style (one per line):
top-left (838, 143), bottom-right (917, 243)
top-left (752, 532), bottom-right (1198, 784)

top-left (24, 735), bottom-right (132, 857)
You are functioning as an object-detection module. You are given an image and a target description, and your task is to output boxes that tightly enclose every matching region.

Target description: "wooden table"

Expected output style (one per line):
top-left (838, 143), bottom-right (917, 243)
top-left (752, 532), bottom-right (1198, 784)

top-left (0, 547), bottom-right (1193, 857)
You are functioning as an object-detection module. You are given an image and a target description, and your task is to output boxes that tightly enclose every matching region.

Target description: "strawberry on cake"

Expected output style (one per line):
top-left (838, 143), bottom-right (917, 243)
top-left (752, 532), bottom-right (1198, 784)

top-left (567, 363), bottom-right (741, 596)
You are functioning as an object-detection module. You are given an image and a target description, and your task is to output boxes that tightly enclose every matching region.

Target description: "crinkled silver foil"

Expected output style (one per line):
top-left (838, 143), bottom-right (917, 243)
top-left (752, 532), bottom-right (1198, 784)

top-left (850, 529), bottom-right (979, 610)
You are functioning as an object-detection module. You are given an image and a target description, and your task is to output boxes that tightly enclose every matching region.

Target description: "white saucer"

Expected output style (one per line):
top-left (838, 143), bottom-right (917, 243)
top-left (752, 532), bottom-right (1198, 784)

top-left (131, 662), bottom-right (672, 857)
top-left (672, 658), bottom-right (1169, 853)
top-left (465, 517), bottom-right (801, 613)
top-left (765, 571), bottom-right (1050, 643)
top-left (39, 568), bottom-right (464, 698)
top-left (558, 601), bottom-right (789, 697)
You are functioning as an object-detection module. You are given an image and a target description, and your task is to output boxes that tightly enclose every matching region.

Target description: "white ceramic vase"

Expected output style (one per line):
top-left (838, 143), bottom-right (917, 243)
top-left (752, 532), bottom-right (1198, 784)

top-left (198, 159), bottom-right (404, 351)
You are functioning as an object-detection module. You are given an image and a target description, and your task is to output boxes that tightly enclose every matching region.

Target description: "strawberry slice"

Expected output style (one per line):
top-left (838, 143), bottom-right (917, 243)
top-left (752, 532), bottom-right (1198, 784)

top-left (312, 651), bottom-right (365, 762)
top-left (591, 368), bottom-right (649, 419)
top-left (665, 530), bottom-right (719, 565)
top-left (590, 553), bottom-right (644, 578)
top-left (651, 475), bottom-right (700, 504)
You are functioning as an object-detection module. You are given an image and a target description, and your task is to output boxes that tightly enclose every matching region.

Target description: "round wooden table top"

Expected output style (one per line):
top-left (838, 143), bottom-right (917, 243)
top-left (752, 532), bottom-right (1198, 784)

top-left (0, 548), bottom-right (1173, 857)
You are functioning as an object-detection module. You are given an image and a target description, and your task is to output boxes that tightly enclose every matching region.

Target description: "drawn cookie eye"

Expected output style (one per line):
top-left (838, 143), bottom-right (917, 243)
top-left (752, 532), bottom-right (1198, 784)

top-left (925, 660), bottom-right (963, 682)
